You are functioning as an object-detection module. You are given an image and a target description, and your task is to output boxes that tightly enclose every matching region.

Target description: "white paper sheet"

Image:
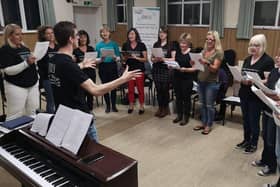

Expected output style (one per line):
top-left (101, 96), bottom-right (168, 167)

top-left (61, 110), bottom-right (92, 154)
top-left (33, 41), bottom-right (49, 61)
top-left (189, 53), bottom-right (204, 71)
top-left (246, 71), bottom-right (277, 95)
top-left (251, 86), bottom-right (280, 113)
top-left (151, 48), bottom-right (164, 58)
top-left (164, 61), bottom-right (180, 69)
top-left (101, 48), bottom-right (115, 58)
top-left (223, 96), bottom-right (240, 103)
top-left (31, 113), bottom-right (54, 136)
top-left (84, 52), bottom-right (97, 60)
top-left (45, 105), bottom-right (73, 146)
top-left (227, 64), bottom-right (243, 82)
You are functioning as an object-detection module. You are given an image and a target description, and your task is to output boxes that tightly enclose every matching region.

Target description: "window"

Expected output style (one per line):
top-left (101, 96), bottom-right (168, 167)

top-left (254, 0), bottom-right (280, 27)
top-left (168, 0), bottom-right (210, 25)
top-left (0, 0), bottom-right (41, 31)
top-left (116, 0), bottom-right (127, 23)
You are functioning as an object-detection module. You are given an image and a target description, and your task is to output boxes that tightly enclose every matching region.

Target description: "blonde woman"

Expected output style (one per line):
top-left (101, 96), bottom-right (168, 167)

top-left (236, 34), bottom-right (274, 153)
top-left (1, 24), bottom-right (38, 120)
top-left (193, 31), bottom-right (223, 135)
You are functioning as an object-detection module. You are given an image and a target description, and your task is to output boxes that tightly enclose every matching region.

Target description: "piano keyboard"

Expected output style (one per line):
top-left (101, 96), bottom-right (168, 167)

top-left (0, 143), bottom-right (78, 187)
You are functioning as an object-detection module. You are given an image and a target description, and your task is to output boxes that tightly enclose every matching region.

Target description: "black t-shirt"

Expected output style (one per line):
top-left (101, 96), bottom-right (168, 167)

top-left (37, 46), bottom-right (58, 81)
top-left (122, 42), bottom-right (147, 72)
top-left (73, 46), bottom-right (96, 81)
top-left (174, 50), bottom-right (195, 80)
top-left (49, 53), bottom-right (89, 113)
top-left (152, 41), bottom-right (174, 69)
top-left (239, 53), bottom-right (274, 100)
top-left (1, 44), bottom-right (38, 87)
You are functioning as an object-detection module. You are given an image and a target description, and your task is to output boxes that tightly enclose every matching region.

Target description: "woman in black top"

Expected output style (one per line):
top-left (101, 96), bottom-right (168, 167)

top-left (171, 33), bottom-right (196, 126)
top-left (1, 24), bottom-right (38, 119)
top-left (236, 34), bottom-right (274, 153)
top-left (37, 25), bottom-right (57, 114)
top-left (122, 28), bottom-right (147, 114)
top-left (73, 30), bottom-right (96, 111)
top-left (151, 26), bottom-right (176, 118)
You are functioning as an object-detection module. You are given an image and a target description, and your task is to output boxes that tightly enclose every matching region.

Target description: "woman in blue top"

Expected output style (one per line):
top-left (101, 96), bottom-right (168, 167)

top-left (96, 26), bottom-right (120, 113)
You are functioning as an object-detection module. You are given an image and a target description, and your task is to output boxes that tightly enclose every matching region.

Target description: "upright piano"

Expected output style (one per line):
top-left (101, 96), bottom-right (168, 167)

top-left (0, 127), bottom-right (138, 187)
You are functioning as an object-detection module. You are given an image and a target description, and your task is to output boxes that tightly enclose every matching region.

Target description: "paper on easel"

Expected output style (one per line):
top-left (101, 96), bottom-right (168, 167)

top-left (251, 86), bottom-right (280, 113)
top-left (151, 48), bottom-right (164, 58)
top-left (246, 71), bottom-right (277, 95)
top-left (61, 110), bottom-right (92, 154)
top-left (33, 41), bottom-right (49, 61)
top-left (101, 48), bottom-right (115, 58)
top-left (30, 113), bottom-right (54, 136)
top-left (189, 53), bottom-right (204, 71)
top-left (84, 52), bottom-right (97, 60)
top-left (227, 64), bottom-right (243, 82)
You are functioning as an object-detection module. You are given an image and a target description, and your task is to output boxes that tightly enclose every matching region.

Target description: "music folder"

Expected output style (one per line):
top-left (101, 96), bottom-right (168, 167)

top-left (0, 116), bottom-right (34, 129)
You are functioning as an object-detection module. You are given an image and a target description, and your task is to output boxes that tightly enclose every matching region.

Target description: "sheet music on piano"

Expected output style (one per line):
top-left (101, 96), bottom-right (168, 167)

top-left (31, 105), bottom-right (93, 155)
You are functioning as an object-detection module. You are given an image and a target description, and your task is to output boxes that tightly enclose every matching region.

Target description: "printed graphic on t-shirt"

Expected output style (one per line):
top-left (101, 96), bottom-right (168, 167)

top-left (48, 63), bottom-right (61, 87)
top-left (18, 51), bottom-right (30, 61)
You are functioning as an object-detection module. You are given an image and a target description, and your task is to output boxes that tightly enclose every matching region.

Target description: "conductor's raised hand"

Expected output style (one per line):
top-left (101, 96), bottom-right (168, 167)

top-left (82, 58), bottom-right (96, 69)
top-left (120, 66), bottom-right (142, 81)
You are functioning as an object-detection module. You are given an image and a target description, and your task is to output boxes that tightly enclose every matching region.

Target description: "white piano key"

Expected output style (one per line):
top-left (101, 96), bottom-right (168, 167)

top-left (0, 147), bottom-right (54, 187)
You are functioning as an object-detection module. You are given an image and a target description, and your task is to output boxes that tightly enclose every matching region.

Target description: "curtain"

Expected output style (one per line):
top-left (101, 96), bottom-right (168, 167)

top-left (210, 0), bottom-right (224, 37)
top-left (236, 0), bottom-right (255, 39)
top-left (107, 0), bottom-right (117, 31)
top-left (157, 0), bottom-right (167, 26)
top-left (38, 0), bottom-right (56, 26)
top-left (127, 0), bottom-right (134, 29)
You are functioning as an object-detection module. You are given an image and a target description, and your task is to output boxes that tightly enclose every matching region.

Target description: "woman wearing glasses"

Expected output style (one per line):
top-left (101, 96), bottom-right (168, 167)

top-left (193, 31), bottom-right (223, 135)
top-left (236, 34), bottom-right (274, 154)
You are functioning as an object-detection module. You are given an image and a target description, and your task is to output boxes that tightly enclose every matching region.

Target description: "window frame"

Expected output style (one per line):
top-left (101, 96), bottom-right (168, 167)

top-left (253, 0), bottom-right (280, 29)
top-left (116, 0), bottom-right (127, 24)
top-left (0, 0), bottom-right (41, 32)
top-left (167, 0), bottom-right (211, 26)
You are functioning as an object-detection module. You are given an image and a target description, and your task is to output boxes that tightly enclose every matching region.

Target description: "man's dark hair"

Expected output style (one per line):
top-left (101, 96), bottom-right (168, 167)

top-left (53, 21), bottom-right (76, 47)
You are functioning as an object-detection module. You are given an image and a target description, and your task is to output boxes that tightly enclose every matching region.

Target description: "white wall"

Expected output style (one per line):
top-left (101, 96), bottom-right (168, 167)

top-left (224, 0), bottom-right (240, 28)
top-left (53, 1), bottom-right (74, 22)
top-left (134, 0), bottom-right (157, 7)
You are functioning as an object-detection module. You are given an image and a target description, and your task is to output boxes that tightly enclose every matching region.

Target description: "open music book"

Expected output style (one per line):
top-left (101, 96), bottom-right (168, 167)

top-left (189, 53), bottom-right (204, 71)
top-left (31, 105), bottom-right (93, 154)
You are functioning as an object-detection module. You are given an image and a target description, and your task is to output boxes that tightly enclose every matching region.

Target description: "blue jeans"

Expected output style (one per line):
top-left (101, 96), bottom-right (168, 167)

top-left (240, 98), bottom-right (262, 146)
top-left (198, 82), bottom-right (220, 127)
top-left (87, 120), bottom-right (98, 142)
top-left (42, 80), bottom-right (55, 114)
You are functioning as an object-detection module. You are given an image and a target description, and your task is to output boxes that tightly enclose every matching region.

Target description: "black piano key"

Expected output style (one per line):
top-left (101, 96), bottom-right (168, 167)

top-left (29, 162), bottom-right (44, 169)
top-left (34, 165), bottom-right (49, 173)
top-left (23, 158), bottom-right (38, 165)
top-left (1, 143), bottom-right (14, 149)
top-left (52, 178), bottom-right (69, 186)
top-left (5, 145), bottom-right (19, 152)
top-left (19, 155), bottom-right (33, 161)
top-left (56, 181), bottom-right (72, 187)
top-left (59, 181), bottom-right (76, 187)
top-left (10, 148), bottom-right (24, 154)
top-left (40, 170), bottom-right (55, 177)
top-left (45, 173), bottom-right (61, 182)
top-left (14, 152), bottom-right (28, 158)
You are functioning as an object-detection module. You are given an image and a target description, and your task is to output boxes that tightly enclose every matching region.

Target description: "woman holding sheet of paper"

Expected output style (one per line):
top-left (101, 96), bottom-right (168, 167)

top-left (0, 24), bottom-right (38, 120)
top-left (172, 33), bottom-right (196, 125)
top-left (122, 28), bottom-right (147, 115)
top-left (96, 26), bottom-right (120, 113)
top-left (236, 34), bottom-right (274, 153)
top-left (37, 25), bottom-right (57, 114)
top-left (73, 30), bottom-right (96, 112)
top-left (193, 31), bottom-right (223, 135)
top-left (151, 26), bottom-right (176, 118)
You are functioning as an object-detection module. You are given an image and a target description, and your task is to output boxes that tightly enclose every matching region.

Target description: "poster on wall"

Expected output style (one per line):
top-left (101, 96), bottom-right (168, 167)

top-left (132, 7), bottom-right (160, 59)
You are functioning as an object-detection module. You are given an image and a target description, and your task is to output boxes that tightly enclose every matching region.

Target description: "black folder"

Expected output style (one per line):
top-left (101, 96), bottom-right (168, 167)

top-left (1, 116), bottom-right (34, 129)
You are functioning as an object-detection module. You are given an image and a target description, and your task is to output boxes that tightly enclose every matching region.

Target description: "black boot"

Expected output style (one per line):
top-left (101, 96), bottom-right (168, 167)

top-left (180, 114), bottom-right (189, 126)
top-left (105, 105), bottom-right (110, 113)
top-left (173, 114), bottom-right (182, 123)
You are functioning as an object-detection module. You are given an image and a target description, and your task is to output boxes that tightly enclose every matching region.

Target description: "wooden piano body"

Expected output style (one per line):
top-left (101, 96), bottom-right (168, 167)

top-left (0, 127), bottom-right (138, 187)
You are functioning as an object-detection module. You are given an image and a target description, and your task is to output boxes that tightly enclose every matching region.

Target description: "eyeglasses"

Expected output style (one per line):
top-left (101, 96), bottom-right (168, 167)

top-left (206, 38), bottom-right (215, 42)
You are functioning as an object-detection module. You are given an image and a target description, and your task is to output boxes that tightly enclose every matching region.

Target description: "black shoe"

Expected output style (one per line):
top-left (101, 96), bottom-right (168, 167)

top-left (235, 140), bottom-right (250, 149)
top-left (105, 107), bottom-right (110, 113)
top-left (180, 117), bottom-right (189, 126)
top-left (128, 109), bottom-right (133, 114)
top-left (173, 117), bottom-right (182, 123)
top-left (244, 145), bottom-right (257, 154)
top-left (258, 166), bottom-right (276, 176)
top-left (252, 160), bottom-right (266, 167)
top-left (139, 109), bottom-right (145, 115)
top-left (112, 107), bottom-right (118, 112)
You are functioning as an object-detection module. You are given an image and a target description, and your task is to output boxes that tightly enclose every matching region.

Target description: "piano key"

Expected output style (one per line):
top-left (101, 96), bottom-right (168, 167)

top-left (15, 152), bottom-right (29, 159)
top-left (52, 178), bottom-right (69, 186)
top-left (29, 162), bottom-right (44, 169)
top-left (56, 180), bottom-right (72, 187)
top-left (45, 173), bottom-right (62, 182)
top-left (13, 150), bottom-right (26, 157)
top-left (22, 157), bottom-right (36, 164)
top-left (1, 143), bottom-right (14, 149)
top-left (19, 155), bottom-right (33, 161)
top-left (34, 165), bottom-right (49, 173)
top-left (23, 158), bottom-right (38, 165)
top-left (0, 147), bottom-right (53, 187)
top-left (40, 170), bottom-right (55, 177)
top-left (5, 145), bottom-right (20, 152)
top-left (59, 181), bottom-right (77, 187)
top-left (10, 148), bottom-right (24, 154)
